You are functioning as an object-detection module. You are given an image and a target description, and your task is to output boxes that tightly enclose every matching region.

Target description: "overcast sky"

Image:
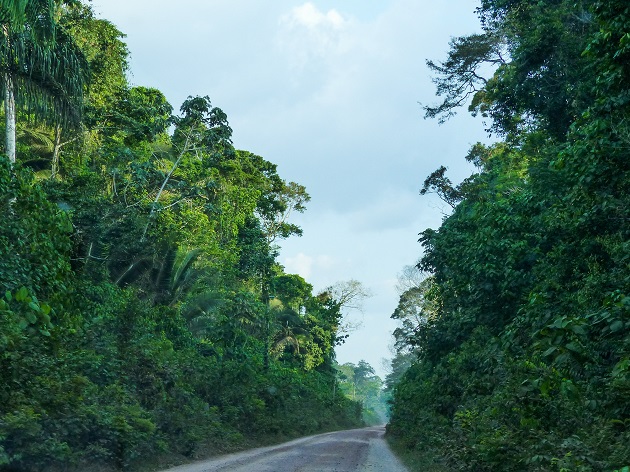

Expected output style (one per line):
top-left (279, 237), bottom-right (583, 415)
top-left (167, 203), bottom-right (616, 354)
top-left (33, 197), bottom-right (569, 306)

top-left (90, 0), bottom-right (488, 378)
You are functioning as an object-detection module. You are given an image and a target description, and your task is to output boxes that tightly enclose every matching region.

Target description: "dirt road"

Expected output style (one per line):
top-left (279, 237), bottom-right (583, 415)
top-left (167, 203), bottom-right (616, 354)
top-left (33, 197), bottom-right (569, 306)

top-left (160, 426), bottom-right (409, 472)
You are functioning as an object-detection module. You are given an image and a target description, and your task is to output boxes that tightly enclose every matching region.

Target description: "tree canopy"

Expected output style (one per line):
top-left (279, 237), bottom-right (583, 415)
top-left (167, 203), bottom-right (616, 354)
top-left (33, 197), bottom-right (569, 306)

top-left (388, 1), bottom-right (630, 471)
top-left (0, 3), bottom-right (366, 470)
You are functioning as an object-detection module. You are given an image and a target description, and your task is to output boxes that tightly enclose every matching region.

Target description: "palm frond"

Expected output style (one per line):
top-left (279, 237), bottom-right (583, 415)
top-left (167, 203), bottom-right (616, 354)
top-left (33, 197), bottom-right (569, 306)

top-left (271, 335), bottom-right (300, 358)
top-left (181, 291), bottom-right (224, 323)
top-left (0, 1), bottom-right (31, 26)
top-left (153, 246), bottom-right (177, 298)
top-left (171, 248), bottom-right (202, 295)
top-left (0, 5), bottom-right (87, 130)
top-left (17, 123), bottom-right (55, 152)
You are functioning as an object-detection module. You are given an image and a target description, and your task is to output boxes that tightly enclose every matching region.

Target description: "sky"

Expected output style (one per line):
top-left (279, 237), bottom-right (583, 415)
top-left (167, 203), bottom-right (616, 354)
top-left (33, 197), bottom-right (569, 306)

top-left (90, 0), bottom-right (488, 378)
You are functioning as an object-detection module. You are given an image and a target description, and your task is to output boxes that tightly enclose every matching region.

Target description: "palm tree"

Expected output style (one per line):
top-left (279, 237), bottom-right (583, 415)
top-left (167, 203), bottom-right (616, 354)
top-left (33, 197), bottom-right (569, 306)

top-left (114, 246), bottom-right (203, 307)
top-left (270, 310), bottom-right (307, 361)
top-left (1, 0), bottom-right (86, 164)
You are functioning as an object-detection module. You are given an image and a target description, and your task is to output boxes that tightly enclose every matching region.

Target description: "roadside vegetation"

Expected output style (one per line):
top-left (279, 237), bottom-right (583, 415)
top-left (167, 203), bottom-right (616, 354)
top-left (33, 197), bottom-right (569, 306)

top-left (0, 2), bottom-right (365, 470)
top-left (387, 1), bottom-right (630, 471)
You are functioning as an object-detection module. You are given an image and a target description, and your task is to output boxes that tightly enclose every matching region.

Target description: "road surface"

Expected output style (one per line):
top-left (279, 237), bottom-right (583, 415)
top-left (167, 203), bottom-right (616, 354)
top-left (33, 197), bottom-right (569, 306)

top-left (160, 426), bottom-right (409, 472)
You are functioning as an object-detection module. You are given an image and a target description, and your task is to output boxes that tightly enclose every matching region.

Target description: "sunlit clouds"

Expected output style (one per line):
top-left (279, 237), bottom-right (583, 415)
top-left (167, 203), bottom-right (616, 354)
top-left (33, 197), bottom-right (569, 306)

top-left (277, 2), bottom-right (354, 77)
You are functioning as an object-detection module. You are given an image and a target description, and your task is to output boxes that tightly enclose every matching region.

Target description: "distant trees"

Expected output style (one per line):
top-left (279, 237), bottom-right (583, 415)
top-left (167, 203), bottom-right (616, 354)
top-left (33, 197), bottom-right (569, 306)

top-left (336, 360), bottom-right (387, 425)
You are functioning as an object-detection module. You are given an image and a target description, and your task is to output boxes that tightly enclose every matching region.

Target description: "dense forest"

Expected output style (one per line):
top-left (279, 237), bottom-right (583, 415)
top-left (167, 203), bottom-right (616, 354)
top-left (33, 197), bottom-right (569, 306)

top-left (0, 2), bottom-right (374, 470)
top-left (387, 0), bottom-right (629, 471)
top-left (337, 360), bottom-right (389, 425)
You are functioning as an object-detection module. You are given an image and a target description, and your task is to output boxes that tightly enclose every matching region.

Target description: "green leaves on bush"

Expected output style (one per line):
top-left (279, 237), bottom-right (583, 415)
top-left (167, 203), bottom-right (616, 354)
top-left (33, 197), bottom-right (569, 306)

top-left (388, 1), bottom-right (630, 470)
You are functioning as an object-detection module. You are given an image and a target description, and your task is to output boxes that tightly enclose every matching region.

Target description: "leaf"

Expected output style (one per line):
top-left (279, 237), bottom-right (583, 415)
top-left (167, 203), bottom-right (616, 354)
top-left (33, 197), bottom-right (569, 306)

top-left (570, 325), bottom-right (586, 336)
top-left (538, 381), bottom-right (550, 397)
top-left (610, 320), bottom-right (624, 332)
top-left (612, 359), bottom-right (630, 378)
top-left (15, 287), bottom-right (28, 302)
top-left (565, 342), bottom-right (581, 353)
top-left (552, 317), bottom-right (569, 329)
top-left (25, 312), bottom-right (37, 324)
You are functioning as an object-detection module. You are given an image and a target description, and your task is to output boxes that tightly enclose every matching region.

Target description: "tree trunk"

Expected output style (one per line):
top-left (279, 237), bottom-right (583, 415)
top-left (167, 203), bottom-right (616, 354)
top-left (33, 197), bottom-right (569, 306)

top-left (139, 133), bottom-right (191, 242)
top-left (51, 124), bottom-right (62, 178)
top-left (4, 73), bottom-right (16, 164)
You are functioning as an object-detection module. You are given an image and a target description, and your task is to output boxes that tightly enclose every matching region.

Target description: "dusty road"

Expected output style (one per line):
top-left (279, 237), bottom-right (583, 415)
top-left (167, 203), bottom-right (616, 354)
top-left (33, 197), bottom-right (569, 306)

top-left (161, 426), bottom-right (408, 472)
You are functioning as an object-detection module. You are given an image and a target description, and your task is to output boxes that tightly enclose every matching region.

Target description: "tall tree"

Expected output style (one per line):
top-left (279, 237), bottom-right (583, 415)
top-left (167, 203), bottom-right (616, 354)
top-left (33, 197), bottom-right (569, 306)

top-left (0, 0), bottom-right (87, 163)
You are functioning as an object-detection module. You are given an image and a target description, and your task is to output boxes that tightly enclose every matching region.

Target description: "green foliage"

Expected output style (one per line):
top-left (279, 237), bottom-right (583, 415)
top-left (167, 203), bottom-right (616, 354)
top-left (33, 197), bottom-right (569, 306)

top-left (61, 2), bottom-right (129, 111)
top-left (0, 158), bottom-right (72, 294)
top-left (0, 3), bottom-right (364, 469)
top-left (100, 86), bottom-right (172, 147)
top-left (389, 1), bottom-right (630, 470)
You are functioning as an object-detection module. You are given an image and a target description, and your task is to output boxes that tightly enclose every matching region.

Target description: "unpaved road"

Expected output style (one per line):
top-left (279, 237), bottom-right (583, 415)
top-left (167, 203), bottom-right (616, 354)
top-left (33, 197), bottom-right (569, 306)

top-left (161, 426), bottom-right (408, 472)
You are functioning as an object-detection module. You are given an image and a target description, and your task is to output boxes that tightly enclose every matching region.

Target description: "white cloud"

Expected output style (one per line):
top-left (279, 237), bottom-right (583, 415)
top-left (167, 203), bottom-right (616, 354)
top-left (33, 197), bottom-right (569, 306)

top-left (283, 252), bottom-right (313, 278)
top-left (287, 3), bottom-right (345, 30)
top-left (282, 252), bottom-right (337, 281)
top-left (277, 2), bottom-right (353, 72)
